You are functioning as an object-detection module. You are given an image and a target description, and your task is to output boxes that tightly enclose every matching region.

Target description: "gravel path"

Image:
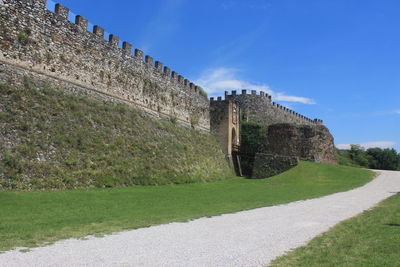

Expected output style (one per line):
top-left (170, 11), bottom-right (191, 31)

top-left (1, 170), bottom-right (400, 267)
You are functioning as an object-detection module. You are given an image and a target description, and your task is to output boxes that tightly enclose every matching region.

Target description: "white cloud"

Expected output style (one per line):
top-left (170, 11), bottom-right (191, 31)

top-left (336, 144), bottom-right (351, 150)
top-left (336, 141), bottom-right (396, 150)
top-left (394, 110), bottom-right (400, 114)
top-left (194, 67), bottom-right (315, 104)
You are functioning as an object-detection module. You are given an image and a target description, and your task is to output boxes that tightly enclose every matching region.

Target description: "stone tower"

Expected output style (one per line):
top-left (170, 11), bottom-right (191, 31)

top-left (210, 98), bottom-right (242, 175)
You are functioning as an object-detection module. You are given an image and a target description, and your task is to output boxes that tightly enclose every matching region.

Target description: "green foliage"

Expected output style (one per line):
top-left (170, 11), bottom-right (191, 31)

top-left (240, 121), bottom-right (266, 152)
top-left (198, 87), bottom-right (208, 98)
top-left (271, 193), bottom-right (400, 267)
top-left (366, 147), bottom-right (400, 170)
top-left (17, 32), bottom-right (30, 45)
top-left (16, 28), bottom-right (32, 45)
top-left (45, 52), bottom-right (53, 63)
top-left (240, 121), bottom-right (267, 177)
top-left (59, 53), bottom-right (67, 63)
top-left (190, 115), bottom-right (199, 127)
top-left (0, 82), bottom-right (233, 190)
top-left (0, 161), bottom-right (374, 252)
top-left (348, 144), bottom-right (371, 167)
top-left (169, 116), bottom-right (177, 124)
top-left (338, 145), bottom-right (400, 170)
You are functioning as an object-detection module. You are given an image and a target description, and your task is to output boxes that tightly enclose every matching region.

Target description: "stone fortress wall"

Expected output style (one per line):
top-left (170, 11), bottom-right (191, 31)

top-left (211, 90), bottom-right (323, 130)
top-left (0, 0), bottom-right (210, 130)
top-left (0, 0), bottom-right (337, 174)
top-left (210, 90), bottom-right (337, 176)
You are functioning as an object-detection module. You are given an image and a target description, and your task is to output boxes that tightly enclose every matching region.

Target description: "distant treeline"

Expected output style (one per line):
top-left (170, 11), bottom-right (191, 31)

top-left (338, 145), bottom-right (400, 170)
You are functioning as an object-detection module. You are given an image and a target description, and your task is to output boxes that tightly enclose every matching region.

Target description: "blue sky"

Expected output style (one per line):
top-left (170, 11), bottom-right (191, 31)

top-left (49, 0), bottom-right (400, 151)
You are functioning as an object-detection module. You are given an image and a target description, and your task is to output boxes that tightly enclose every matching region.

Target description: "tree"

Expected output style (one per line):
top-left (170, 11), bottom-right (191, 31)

top-left (338, 145), bottom-right (400, 170)
top-left (366, 148), bottom-right (400, 170)
top-left (348, 145), bottom-right (370, 167)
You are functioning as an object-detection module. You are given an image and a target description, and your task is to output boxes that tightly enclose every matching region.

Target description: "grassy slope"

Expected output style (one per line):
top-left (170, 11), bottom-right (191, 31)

top-left (0, 162), bottom-right (374, 252)
top-left (270, 193), bottom-right (400, 267)
top-left (0, 81), bottom-right (233, 189)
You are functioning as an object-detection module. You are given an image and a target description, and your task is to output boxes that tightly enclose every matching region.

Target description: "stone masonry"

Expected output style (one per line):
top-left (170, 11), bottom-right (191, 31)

top-left (210, 99), bottom-right (241, 174)
top-left (267, 123), bottom-right (337, 164)
top-left (210, 90), bottom-right (337, 177)
top-left (0, 0), bottom-right (209, 131)
top-left (222, 90), bottom-right (323, 129)
top-left (0, 0), bottom-right (337, 179)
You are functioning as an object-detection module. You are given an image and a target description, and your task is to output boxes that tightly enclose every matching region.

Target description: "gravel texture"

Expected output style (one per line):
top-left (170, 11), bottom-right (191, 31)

top-left (1, 170), bottom-right (399, 267)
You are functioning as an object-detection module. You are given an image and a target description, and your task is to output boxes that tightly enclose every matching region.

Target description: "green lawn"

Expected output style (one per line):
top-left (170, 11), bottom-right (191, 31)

top-left (270, 192), bottom-right (400, 267)
top-left (0, 162), bottom-right (374, 252)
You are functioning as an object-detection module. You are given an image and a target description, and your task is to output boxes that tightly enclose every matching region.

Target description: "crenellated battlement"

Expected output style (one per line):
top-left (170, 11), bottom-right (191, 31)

top-left (42, 2), bottom-right (205, 96)
top-left (211, 90), bottom-right (323, 126)
top-left (222, 89), bottom-right (274, 102)
top-left (0, 0), bottom-right (323, 133)
top-left (0, 0), bottom-right (335, 181)
top-left (0, 0), bottom-right (209, 130)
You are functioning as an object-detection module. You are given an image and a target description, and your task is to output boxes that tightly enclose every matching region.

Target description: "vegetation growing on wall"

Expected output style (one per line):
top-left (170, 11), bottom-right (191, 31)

top-left (239, 120), bottom-right (267, 177)
top-left (240, 121), bottom-right (266, 152)
top-left (0, 81), bottom-right (233, 190)
top-left (198, 87), bottom-right (208, 98)
top-left (337, 145), bottom-right (400, 170)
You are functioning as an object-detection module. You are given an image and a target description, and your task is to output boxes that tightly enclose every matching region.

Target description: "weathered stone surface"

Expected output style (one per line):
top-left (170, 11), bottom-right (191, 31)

top-left (210, 91), bottom-right (334, 176)
top-left (0, 0), bottom-right (337, 181)
top-left (252, 153), bottom-right (299, 179)
top-left (223, 90), bottom-right (323, 129)
top-left (209, 99), bottom-right (241, 175)
top-left (209, 100), bottom-right (240, 158)
top-left (0, 63), bottom-right (181, 124)
top-left (0, 0), bottom-right (209, 131)
top-left (266, 123), bottom-right (338, 164)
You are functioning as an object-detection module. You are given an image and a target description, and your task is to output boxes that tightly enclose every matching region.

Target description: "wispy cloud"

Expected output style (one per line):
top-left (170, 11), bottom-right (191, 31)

top-left (212, 25), bottom-right (267, 65)
top-left (336, 141), bottom-right (396, 150)
top-left (194, 67), bottom-right (315, 104)
top-left (394, 110), bottom-right (400, 114)
top-left (137, 0), bottom-right (184, 53)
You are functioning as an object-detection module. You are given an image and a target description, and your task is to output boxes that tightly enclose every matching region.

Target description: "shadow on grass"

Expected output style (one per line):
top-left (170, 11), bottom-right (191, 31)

top-left (385, 223), bottom-right (400, 227)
